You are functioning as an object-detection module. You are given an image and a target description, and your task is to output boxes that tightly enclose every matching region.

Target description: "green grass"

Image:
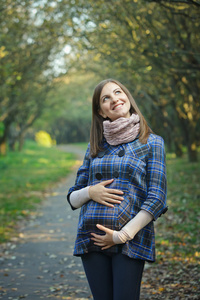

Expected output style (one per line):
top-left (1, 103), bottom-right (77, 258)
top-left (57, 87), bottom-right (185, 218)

top-left (142, 153), bottom-right (200, 299)
top-left (0, 140), bottom-right (77, 242)
top-left (156, 153), bottom-right (200, 264)
top-left (70, 142), bottom-right (88, 150)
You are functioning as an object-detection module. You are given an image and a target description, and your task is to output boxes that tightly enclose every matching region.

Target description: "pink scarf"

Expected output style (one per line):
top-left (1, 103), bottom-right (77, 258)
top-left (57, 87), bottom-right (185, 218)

top-left (103, 114), bottom-right (140, 146)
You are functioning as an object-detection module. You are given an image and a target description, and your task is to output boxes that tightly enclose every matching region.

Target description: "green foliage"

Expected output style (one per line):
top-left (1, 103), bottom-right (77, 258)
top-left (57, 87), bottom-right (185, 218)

top-left (0, 0), bottom-right (78, 153)
top-left (0, 122), bottom-right (5, 137)
top-left (35, 130), bottom-right (56, 147)
top-left (33, 72), bottom-right (98, 143)
top-left (0, 140), bottom-right (76, 242)
top-left (67, 0), bottom-right (200, 161)
top-left (1, 0), bottom-right (199, 161)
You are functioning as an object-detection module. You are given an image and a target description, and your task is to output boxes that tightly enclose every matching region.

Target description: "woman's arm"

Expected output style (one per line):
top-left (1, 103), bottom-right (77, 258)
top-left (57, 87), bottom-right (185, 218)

top-left (113, 210), bottom-right (153, 244)
top-left (67, 144), bottom-right (91, 210)
top-left (69, 186), bottom-right (90, 209)
top-left (69, 179), bottom-right (124, 209)
top-left (141, 136), bottom-right (167, 220)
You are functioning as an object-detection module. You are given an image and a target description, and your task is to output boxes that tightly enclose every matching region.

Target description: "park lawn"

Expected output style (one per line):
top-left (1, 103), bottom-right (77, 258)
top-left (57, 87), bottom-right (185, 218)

top-left (141, 153), bottom-right (200, 299)
top-left (0, 140), bottom-right (77, 242)
top-left (156, 152), bottom-right (199, 262)
top-left (70, 142), bottom-right (88, 150)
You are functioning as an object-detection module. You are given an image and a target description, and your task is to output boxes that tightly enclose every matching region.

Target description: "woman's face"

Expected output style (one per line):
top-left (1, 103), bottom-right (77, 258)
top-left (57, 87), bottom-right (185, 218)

top-left (99, 82), bottom-right (131, 121)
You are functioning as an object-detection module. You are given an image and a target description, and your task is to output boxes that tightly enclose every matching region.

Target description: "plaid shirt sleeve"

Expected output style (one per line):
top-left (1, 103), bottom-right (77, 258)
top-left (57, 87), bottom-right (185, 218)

top-left (67, 143), bottom-right (90, 210)
top-left (141, 135), bottom-right (167, 220)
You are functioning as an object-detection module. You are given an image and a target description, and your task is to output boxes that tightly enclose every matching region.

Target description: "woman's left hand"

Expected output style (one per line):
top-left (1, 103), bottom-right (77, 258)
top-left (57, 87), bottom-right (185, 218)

top-left (91, 224), bottom-right (115, 250)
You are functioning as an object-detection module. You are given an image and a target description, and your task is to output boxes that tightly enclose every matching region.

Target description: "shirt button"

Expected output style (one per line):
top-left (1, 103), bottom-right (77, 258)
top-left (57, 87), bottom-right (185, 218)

top-left (95, 173), bottom-right (103, 180)
top-left (98, 150), bottom-right (106, 158)
top-left (113, 170), bottom-right (119, 178)
top-left (118, 149), bottom-right (125, 157)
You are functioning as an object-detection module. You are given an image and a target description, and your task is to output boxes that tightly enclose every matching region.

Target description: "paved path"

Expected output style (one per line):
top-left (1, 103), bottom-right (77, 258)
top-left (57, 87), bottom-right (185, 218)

top-left (0, 145), bottom-right (91, 300)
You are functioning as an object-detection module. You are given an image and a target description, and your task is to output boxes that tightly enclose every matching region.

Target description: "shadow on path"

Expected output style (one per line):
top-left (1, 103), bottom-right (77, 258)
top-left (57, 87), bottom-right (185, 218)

top-left (0, 145), bottom-right (91, 300)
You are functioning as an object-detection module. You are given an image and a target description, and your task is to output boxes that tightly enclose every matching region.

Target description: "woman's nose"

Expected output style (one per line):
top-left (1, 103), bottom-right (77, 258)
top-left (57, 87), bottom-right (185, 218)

top-left (111, 95), bottom-right (118, 103)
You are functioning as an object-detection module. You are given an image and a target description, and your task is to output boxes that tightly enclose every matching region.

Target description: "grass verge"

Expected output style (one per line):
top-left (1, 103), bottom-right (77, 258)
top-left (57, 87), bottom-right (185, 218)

top-left (141, 153), bottom-right (200, 299)
top-left (0, 140), bottom-right (77, 242)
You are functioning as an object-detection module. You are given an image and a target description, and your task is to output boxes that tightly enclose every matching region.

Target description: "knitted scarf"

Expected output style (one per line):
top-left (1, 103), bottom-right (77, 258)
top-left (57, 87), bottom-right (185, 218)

top-left (103, 114), bottom-right (140, 146)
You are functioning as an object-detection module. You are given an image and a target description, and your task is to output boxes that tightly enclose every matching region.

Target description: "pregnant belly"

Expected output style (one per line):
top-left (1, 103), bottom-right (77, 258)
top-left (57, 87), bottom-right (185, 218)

top-left (80, 194), bottom-right (131, 232)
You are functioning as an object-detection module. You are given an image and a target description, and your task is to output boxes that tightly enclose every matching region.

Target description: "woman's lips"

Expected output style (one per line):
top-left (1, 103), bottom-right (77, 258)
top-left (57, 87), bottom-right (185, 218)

top-left (112, 103), bottom-right (123, 110)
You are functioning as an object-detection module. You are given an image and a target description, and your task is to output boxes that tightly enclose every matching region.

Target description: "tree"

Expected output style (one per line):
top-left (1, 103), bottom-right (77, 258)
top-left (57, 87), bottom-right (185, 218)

top-left (33, 72), bottom-right (97, 144)
top-left (68, 0), bottom-right (200, 161)
top-left (0, 0), bottom-right (74, 154)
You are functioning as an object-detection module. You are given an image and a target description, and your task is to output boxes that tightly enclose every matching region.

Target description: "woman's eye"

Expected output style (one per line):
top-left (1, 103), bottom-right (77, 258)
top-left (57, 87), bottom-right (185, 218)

top-left (115, 90), bottom-right (121, 94)
top-left (103, 96), bottom-right (109, 102)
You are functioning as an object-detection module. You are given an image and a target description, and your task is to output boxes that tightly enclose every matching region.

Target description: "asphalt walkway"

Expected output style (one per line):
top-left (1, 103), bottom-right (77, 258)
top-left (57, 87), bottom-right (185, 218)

top-left (0, 145), bottom-right (91, 300)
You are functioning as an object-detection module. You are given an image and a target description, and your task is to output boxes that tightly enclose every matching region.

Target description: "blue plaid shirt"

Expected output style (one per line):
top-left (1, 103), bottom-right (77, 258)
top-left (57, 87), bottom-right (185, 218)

top-left (67, 134), bottom-right (167, 262)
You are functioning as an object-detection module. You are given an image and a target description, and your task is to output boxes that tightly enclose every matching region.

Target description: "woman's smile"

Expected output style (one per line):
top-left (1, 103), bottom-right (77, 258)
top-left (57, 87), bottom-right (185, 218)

top-left (112, 103), bottom-right (124, 110)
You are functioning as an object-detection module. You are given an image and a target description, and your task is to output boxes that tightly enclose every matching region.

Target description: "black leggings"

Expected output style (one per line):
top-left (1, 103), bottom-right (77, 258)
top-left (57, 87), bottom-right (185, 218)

top-left (81, 252), bottom-right (145, 300)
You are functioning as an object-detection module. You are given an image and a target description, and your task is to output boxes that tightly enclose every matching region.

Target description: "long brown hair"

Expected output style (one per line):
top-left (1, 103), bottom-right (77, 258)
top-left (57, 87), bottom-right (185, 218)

top-left (90, 78), bottom-right (152, 157)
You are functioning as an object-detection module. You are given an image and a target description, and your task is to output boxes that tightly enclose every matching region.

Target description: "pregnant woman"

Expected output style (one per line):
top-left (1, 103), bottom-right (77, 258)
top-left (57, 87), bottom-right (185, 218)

top-left (67, 78), bottom-right (167, 300)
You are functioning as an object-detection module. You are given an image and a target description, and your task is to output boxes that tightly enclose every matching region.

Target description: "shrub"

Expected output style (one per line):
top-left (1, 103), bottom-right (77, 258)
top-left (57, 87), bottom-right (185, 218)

top-left (35, 130), bottom-right (56, 147)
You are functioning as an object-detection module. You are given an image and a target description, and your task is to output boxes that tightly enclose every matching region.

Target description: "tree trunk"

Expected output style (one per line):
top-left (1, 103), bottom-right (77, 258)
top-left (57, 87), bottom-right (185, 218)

top-left (188, 143), bottom-right (198, 162)
top-left (0, 139), bottom-right (7, 156)
top-left (8, 138), bottom-right (17, 151)
top-left (18, 132), bottom-right (25, 151)
top-left (0, 121), bottom-right (11, 156)
top-left (174, 141), bottom-right (183, 158)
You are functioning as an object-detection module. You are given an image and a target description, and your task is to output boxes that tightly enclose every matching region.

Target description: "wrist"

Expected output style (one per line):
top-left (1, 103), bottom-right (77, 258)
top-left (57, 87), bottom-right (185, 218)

top-left (112, 229), bottom-right (132, 244)
top-left (69, 186), bottom-right (90, 209)
top-left (88, 186), bottom-right (93, 198)
top-left (113, 231), bottom-right (123, 244)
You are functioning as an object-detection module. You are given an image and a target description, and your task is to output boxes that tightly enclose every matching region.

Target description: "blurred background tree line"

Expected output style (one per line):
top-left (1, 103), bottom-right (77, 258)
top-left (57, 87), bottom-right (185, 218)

top-left (0, 0), bottom-right (199, 161)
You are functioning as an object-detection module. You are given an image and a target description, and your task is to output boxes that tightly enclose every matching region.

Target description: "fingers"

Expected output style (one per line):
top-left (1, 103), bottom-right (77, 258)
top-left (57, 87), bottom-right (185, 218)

top-left (91, 240), bottom-right (105, 247)
top-left (98, 192), bottom-right (124, 207)
top-left (90, 234), bottom-right (110, 247)
top-left (90, 233), bottom-right (114, 250)
top-left (102, 196), bottom-right (124, 206)
top-left (91, 224), bottom-right (113, 244)
top-left (102, 201), bottom-right (114, 208)
top-left (101, 181), bottom-right (124, 195)
top-left (93, 242), bottom-right (112, 250)
top-left (101, 198), bottom-right (122, 208)
top-left (96, 224), bottom-right (110, 233)
top-left (104, 193), bottom-right (124, 203)
top-left (90, 233), bottom-right (104, 246)
top-left (102, 245), bottom-right (112, 250)
top-left (101, 179), bottom-right (114, 186)
top-left (107, 188), bottom-right (124, 195)
top-left (90, 224), bottom-right (112, 239)
top-left (103, 187), bottom-right (124, 202)
top-left (89, 180), bottom-right (124, 208)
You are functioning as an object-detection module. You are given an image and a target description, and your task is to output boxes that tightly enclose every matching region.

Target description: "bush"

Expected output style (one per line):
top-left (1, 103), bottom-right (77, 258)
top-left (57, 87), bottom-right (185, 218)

top-left (35, 130), bottom-right (56, 147)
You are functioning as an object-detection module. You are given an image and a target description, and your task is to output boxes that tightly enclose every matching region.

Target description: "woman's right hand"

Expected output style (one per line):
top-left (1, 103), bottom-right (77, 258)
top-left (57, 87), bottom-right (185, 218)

top-left (88, 179), bottom-right (124, 208)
